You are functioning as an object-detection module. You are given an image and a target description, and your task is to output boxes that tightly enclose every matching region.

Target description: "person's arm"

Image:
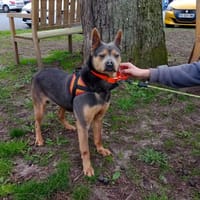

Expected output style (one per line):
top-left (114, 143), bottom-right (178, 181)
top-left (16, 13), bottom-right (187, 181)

top-left (120, 62), bottom-right (200, 88)
top-left (150, 62), bottom-right (200, 88)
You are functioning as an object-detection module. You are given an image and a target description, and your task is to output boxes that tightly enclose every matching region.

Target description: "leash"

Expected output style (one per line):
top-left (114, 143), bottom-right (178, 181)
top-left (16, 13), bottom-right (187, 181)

top-left (134, 81), bottom-right (200, 99)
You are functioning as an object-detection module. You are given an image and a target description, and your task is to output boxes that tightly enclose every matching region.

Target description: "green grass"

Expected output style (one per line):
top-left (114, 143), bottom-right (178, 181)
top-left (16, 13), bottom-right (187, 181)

top-left (12, 161), bottom-right (70, 200)
top-left (126, 164), bottom-right (142, 185)
top-left (191, 140), bottom-right (200, 156)
top-left (0, 160), bottom-right (70, 199)
top-left (0, 140), bottom-right (27, 158)
top-left (0, 159), bottom-right (12, 181)
top-left (163, 139), bottom-right (176, 150)
top-left (193, 191), bottom-right (200, 200)
top-left (114, 83), bottom-right (158, 111)
top-left (43, 50), bottom-right (82, 71)
top-left (184, 103), bottom-right (196, 113)
top-left (0, 30), bottom-right (12, 36)
top-left (55, 135), bottom-right (69, 146)
top-left (19, 50), bottom-right (82, 73)
top-left (24, 149), bottom-right (55, 166)
top-left (0, 87), bottom-right (11, 100)
top-left (108, 82), bottom-right (159, 130)
top-left (72, 185), bottom-right (90, 200)
top-left (113, 82), bottom-right (159, 110)
top-left (111, 171), bottom-right (121, 182)
top-left (138, 148), bottom-right (168, 169)
top-left (9, 128), bottom-right (27, 138)
top-left (0, 183), bottom-right (15, 197)
top-left (0, 140), bottom-right (27, 187)
top-left (145, 193), bottom-right (168, 200)
top-left (116, 97), bottom-right (134, 111)
top-left (0, 65), bottom-right (17, 79)
top-left (0, 61), bottom-right (36, 99)
top-left (24, 98), bottom-right (33, 109)
top-left (176, 131), bottom-right (192, 139)
top-left (109, 115), bottom-right (133, 131)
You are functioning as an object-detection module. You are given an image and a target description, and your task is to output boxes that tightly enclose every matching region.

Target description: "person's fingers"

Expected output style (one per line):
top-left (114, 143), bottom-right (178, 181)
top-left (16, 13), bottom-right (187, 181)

top-left (120, 62), bottom-right (134, 69)
top-left (121, 68), bottom-right (132, 75)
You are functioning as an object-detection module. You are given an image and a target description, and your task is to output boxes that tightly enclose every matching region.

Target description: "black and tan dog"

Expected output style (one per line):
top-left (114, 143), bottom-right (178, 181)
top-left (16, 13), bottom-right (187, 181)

top-left (31, 28), bottom-right (122, 176)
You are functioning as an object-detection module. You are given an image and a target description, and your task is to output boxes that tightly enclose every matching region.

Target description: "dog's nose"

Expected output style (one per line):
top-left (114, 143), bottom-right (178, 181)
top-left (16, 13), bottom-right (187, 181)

top-left (105, 60), bottom-right (115, 71)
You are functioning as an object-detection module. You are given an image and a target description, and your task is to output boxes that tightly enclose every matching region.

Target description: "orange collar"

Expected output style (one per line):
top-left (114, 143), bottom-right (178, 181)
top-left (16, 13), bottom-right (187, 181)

top-left (91, 70), bottom-right (129, 84)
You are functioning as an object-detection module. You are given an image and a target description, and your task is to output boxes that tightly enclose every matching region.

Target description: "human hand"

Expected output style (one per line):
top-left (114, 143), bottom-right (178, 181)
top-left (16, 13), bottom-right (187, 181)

top-left (120, 62), bottom-right (150, 80)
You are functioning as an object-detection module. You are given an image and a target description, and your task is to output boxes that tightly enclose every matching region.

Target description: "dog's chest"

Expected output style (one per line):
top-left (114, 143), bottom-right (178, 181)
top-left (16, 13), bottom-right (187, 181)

top-left (82, 101), bottom-right (110, 119)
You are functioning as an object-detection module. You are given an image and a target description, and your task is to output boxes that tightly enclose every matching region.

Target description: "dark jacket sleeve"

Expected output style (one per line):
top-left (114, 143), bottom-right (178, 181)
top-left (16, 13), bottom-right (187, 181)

top-left (149, 62), bottom-right (200, 88)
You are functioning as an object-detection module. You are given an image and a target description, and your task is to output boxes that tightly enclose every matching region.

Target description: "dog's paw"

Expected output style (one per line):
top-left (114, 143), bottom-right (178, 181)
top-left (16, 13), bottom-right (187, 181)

top-left (68, 125), bottom-right (76, 131)
top-left (35, 138), bottom-right (44, 146)
top-left (97, 147), bottom-right (112, 156)
top-left (84, 166), bottom-right (94, 177)
top-left (64, 123), bottom-right (76, 131)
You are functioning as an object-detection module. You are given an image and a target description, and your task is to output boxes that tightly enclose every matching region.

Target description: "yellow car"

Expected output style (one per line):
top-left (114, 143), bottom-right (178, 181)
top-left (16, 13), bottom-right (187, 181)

top-left (164, 0), bottom-right (196, 27)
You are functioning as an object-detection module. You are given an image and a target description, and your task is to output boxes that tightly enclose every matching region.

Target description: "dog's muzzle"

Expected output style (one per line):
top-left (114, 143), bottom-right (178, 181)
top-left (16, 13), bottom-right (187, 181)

top-left (105, 60), bottom-right (115, 72)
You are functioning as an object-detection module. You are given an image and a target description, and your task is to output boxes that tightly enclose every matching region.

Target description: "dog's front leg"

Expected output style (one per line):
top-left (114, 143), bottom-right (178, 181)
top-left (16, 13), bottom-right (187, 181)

top-left (74, 96), bottom-right (98, 176)
top-left (93, 118), bottom-right (111, 156)
top-left (76, 120), bottom-right (94, 176)
top-left (92, 103), bottom-right (112, 156)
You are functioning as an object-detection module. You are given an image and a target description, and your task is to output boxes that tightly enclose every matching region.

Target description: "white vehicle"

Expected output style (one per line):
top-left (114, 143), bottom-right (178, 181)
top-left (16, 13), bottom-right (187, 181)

top-left (21, 2), bottom-right (31, 27)
top-left (0, 0), bottom-right (24, 12)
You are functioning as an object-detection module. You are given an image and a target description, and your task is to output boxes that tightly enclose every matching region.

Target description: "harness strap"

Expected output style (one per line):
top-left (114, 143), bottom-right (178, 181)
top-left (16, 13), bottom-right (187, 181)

top-left (70, 71), bottom-right (90, 98)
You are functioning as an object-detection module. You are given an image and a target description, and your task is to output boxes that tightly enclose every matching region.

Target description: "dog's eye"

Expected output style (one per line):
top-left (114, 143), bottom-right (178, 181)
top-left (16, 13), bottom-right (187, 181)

top-left (99, 54), bottom-right (105, 59)
top-left (114, 54), bottom-right (120, 58)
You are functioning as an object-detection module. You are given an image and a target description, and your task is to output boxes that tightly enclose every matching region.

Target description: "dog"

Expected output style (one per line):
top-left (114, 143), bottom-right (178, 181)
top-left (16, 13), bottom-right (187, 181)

top-left (31, 28), bottom-right (122, 176)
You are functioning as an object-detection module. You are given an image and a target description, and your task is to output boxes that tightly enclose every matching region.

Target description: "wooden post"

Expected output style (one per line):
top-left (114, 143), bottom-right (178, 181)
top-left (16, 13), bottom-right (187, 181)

top-left (189, 0), bottom-right (200, 63)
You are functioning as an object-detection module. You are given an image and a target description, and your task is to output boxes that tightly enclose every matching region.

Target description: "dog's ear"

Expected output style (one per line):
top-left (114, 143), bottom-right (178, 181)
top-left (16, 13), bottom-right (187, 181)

top-left (91, 28), bottom-right (101, 50)
top-left (114, 30), bottom-right (122, 47)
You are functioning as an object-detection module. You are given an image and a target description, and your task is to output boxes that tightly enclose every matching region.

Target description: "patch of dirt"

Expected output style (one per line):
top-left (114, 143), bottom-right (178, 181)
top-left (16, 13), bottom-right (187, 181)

top-left (11, 158), bottom-right (50, 182)
top-left (165, 27), bottom-right (195, 65)
top-left (1, 27), bottom-right (200, 200)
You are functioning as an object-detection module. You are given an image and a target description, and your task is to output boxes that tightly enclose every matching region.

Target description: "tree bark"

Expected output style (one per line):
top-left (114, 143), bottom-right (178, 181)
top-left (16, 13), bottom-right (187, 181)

top-left (80, 0), bottom-right (167, 68)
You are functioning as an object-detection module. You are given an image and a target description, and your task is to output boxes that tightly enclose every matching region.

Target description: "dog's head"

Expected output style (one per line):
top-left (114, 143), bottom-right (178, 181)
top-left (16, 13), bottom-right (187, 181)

top-left (90, 28), bottom-right (122, 77)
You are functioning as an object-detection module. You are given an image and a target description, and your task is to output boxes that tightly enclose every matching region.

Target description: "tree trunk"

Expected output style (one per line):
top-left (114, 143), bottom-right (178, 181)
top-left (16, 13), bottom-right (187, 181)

top-left (80, 0), bottom-right (167, 68)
